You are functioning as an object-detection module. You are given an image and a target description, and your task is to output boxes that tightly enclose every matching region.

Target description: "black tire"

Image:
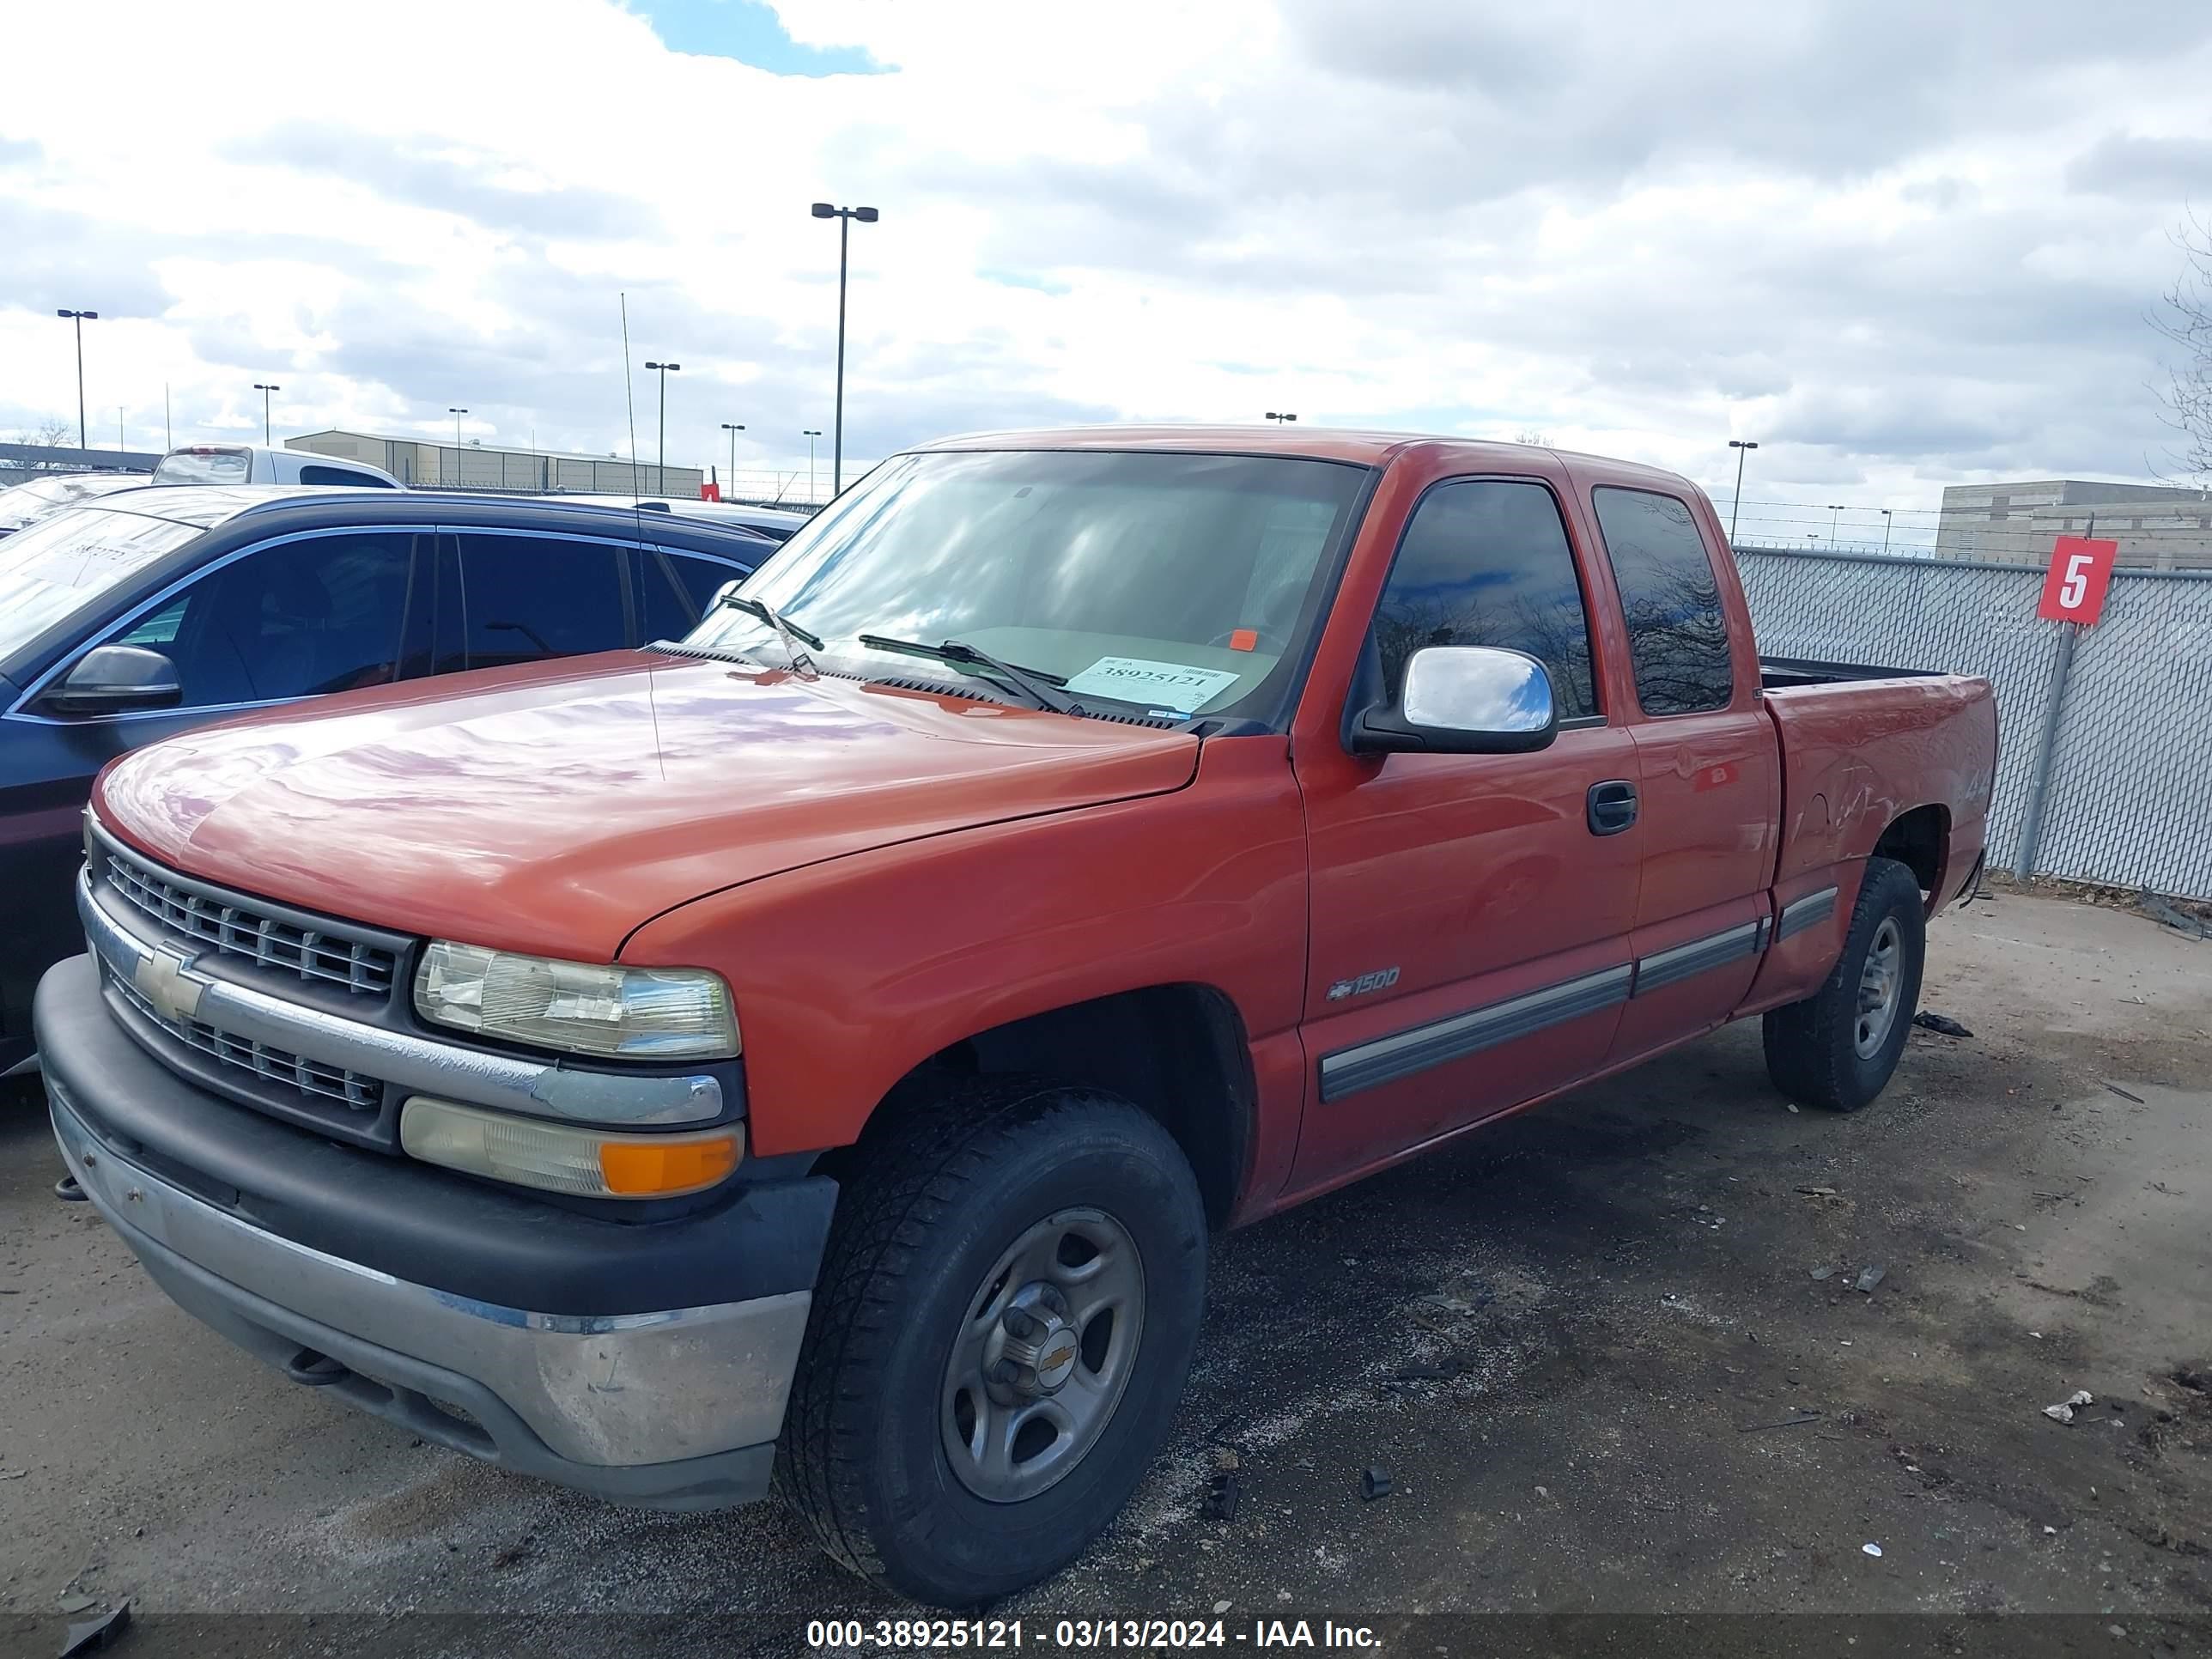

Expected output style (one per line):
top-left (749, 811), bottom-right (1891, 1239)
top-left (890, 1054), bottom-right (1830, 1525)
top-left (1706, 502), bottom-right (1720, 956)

top-left (775, 1075), bottom-right (1207, 1606)
top-left (1762, 857), bottom-right (1927, 1112)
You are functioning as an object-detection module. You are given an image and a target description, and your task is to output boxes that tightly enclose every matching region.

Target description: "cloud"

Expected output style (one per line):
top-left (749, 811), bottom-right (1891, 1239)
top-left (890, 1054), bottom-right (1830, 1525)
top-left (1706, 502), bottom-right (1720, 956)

top-left (220, 124), bottom-right (665, 240)
top-left (2066, 132), bottom-right (2212, 201)
top-left (0, 0), bottom-right (2209, 511)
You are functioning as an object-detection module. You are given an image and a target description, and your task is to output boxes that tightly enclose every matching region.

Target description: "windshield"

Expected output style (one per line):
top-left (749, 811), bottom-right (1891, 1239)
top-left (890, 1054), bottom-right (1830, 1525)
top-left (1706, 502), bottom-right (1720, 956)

top-left (684, 450), bottom-right (1368, 721)
top-left (0, 474), bottom-right (136, 531)
top-left (153, 447), bottom-right (252, 485)
top-left (0, 507), bottom-right (203, 660)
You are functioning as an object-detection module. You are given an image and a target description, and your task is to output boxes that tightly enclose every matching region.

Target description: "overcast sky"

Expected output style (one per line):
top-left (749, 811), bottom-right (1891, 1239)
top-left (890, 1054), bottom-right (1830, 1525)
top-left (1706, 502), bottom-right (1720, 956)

top-left (3, 0), bottom-right (2210, 528)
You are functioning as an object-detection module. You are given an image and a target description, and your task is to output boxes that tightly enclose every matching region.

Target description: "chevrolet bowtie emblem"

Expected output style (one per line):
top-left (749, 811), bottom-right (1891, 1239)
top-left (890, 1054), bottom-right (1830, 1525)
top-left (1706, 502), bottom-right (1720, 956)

top-left (135, 944), bottom-right (205, 1024)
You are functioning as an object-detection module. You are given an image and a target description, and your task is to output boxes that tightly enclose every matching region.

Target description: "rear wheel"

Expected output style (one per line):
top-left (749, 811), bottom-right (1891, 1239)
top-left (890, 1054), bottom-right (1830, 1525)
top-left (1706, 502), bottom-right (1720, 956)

top-left (1762, 856), bottom-right (1926, 1112)
top-left (775, 1076), bottom-right (1206, 1606)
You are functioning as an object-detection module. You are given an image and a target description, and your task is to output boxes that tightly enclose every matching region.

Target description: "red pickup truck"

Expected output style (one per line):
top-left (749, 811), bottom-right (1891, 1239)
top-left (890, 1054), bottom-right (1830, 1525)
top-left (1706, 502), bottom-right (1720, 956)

top-left (37, 428), bottom-right (1995, 1605)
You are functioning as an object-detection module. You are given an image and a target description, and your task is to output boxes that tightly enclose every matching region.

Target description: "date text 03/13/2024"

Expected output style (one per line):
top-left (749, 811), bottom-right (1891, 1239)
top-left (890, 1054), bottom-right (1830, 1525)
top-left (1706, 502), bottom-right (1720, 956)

top-left (805, 1617), bottom-right (1384, 1649)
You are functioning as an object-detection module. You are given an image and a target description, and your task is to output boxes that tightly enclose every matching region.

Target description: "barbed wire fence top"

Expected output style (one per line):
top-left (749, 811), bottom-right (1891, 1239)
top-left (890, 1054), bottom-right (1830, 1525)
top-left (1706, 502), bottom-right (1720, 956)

top-left (1737, 547), bottom-right (2212, 902)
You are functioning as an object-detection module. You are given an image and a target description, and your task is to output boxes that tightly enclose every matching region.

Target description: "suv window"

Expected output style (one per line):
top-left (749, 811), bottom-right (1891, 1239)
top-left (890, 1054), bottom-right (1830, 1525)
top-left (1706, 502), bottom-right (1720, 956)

top-left (1370, 479), bottom-right (1599, 720)
top-left (641, 550), bottom-right (747, 641)
top-left (299, 464), bottom-right (393, 489)
top-left (1590, 488), bottom-right (1733, 716)
top-left (453, 532), bottom-right (627, 670)
top-left (145, 532), bottom-right (416, 708)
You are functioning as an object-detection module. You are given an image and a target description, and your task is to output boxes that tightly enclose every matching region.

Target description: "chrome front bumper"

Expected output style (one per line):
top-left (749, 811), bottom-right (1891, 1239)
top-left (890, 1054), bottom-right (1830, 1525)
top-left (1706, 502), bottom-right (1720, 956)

top-left (49, 1075), bottom-right (811, 1510)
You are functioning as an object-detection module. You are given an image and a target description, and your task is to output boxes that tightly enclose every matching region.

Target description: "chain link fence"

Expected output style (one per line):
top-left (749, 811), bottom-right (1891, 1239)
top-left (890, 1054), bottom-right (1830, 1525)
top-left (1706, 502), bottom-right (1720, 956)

top-left (1735, 546), bottom-right (2212, 901)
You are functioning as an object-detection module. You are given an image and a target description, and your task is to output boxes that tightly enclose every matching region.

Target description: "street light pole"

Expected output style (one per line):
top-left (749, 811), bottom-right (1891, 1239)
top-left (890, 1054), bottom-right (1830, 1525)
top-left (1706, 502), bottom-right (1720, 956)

top-left (1827, 504), bottom-right (1844, 543)
top-left (643, 364), bottom-right (680, 493)
top-left (1727, 439), bottom-right (1758, 546)
top-left (254, 383), bottom-right (283, 447)
top-left (720, 422), bottom-right (745, 499)
top-left (811, 202), bottom-right (878, 497)
top-left (803, 429), bottom-right (822, 502)
top-left (447, 407), bottom-right (469, 488)
top-left (57, 310), bottom-right (98, 451)
top-left (1881, 508), bottom-right (1893, 554)
top-left (1265, 411), bottom-right (1297, 425)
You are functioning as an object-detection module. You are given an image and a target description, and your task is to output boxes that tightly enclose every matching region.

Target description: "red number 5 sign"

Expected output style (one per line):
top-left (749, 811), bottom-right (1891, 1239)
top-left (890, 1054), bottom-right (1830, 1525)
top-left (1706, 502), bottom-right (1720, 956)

top-left (2037, 535), bottom-right (2117, 625)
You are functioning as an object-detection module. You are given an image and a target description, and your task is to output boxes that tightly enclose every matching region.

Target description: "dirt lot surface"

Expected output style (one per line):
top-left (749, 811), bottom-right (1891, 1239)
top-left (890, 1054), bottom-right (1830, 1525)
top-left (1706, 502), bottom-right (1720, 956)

top-left (2, 892), bottom-right (2208, 1657)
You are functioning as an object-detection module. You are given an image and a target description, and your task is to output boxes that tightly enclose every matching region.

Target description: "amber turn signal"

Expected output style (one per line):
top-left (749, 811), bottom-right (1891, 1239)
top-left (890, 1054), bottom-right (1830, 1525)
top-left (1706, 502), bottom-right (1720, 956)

top-left (598, 1133), bottom-right (743, 1196)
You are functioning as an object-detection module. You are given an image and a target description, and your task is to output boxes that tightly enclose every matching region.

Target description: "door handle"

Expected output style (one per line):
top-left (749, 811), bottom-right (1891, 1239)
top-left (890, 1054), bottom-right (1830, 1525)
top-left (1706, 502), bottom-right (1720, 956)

top-left (1587, 780), bottom-right (1638, 836)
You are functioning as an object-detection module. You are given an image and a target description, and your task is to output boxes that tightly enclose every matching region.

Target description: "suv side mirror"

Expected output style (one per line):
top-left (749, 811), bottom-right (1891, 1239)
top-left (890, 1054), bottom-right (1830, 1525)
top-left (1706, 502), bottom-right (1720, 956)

top-left (43, 645), bottom-right (184, 717)
top-left (1350, 645), bottom-right (1558, 756)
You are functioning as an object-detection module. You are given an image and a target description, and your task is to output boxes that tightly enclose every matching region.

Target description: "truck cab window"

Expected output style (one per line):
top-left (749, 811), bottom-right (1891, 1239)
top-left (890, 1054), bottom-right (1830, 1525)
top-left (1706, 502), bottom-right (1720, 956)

top-left (299, 465), bottom-right (394, 488)
top-left (1370, 479), bottom-right (1599, 720)
top-left (1591, 488), bottom-right (1734, 715)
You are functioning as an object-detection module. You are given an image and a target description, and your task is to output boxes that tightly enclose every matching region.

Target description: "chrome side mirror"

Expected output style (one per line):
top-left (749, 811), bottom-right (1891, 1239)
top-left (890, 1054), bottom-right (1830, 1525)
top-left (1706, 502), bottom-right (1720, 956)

top-left (1351, 645), bottom-right (1558, 756)
top-left (44, 646), bottom-right (184, 717)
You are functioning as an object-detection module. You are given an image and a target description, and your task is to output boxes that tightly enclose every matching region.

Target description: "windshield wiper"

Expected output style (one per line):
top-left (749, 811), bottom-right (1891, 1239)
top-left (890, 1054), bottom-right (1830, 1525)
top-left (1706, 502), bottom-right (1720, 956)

top-left (856, 633), bottom-right (1086, 716)
top-left (719, 592), bottom-right (823, 672)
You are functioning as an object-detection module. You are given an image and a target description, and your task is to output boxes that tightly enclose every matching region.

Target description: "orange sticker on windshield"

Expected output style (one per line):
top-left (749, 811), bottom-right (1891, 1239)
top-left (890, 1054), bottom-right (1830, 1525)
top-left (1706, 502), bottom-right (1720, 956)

top-left (1228, 629), bottom-right (1260, 652)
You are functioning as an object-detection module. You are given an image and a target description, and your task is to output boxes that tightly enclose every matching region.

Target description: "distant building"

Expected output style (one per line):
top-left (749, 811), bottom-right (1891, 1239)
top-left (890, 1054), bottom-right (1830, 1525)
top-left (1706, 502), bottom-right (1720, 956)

top-left (288, 429), bottom-right (705, 499)
top-left (1936, 479), bottom-right (2212, 568)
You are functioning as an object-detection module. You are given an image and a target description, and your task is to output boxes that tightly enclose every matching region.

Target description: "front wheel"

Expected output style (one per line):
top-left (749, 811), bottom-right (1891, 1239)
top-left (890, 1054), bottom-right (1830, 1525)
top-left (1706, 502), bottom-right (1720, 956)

top-left (1762, 856), bottom-right (1927, 1112)
top-left (775, 1077), bottom-right (1207, 1606)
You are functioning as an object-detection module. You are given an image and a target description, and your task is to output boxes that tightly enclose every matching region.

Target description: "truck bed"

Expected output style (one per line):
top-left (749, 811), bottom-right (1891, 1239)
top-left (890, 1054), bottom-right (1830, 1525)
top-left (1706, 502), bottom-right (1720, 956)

top-left (1759, 654), bottom-right (1948, 690)
top-left (1759, 667), bottom-right (1997, 905)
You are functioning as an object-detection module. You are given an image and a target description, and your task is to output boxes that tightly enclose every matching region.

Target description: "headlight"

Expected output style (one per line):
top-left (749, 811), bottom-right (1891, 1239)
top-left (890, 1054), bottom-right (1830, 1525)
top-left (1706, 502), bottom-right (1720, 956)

top-left (414, 941), bottom-right (739, 1060)
top-left (400, 1096), bottom-right (742, 1198)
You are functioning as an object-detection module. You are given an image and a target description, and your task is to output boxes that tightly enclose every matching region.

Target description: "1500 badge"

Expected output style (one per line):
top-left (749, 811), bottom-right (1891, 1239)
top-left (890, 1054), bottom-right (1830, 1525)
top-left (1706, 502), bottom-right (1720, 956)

top-left (1326, 967), bottom-right (1400, 1000)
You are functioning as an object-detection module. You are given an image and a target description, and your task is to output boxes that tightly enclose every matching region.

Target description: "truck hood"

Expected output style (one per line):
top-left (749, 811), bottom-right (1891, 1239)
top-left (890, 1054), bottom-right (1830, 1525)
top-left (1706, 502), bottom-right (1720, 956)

top-left (95, 653), bottom-right (1200, 961)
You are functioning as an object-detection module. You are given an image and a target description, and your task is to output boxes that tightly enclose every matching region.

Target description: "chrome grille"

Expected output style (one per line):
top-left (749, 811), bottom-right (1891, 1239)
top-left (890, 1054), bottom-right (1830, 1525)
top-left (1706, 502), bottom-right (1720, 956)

top-left (101, 843), bottom-right (397, 1000)
top-left (106, 963), bottom-right (382, 1113)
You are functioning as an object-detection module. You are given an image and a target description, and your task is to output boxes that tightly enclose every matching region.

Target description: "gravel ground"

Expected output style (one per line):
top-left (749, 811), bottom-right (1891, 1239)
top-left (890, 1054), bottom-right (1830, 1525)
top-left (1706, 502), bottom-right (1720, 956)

top-left (1, 892), bottom-right (2207, 1658)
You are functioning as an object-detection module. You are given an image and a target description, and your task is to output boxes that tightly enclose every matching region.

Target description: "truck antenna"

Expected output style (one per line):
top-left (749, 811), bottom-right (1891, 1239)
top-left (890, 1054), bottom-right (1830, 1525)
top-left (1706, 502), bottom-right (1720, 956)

top-left (620, 292), bottom-right (641, 505)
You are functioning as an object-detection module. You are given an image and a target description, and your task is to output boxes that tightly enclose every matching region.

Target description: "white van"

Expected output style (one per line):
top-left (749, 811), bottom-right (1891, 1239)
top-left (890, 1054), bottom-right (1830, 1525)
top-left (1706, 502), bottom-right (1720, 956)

top-left (150, 445), bottom-right (402, 489)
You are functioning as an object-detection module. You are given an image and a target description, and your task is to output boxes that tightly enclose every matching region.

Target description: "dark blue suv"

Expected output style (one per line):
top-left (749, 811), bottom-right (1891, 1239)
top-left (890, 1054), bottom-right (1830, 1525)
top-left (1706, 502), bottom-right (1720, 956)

top-left (0, 486), bottom-right (775, 1077)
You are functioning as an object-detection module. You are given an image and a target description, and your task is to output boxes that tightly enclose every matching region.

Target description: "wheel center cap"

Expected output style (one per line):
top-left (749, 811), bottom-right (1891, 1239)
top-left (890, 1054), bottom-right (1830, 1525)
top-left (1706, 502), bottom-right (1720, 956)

top-left (996, 1295), bottom-right (1081, 1396)
top-left (1034, 1330), bottom-right (1080, 1390)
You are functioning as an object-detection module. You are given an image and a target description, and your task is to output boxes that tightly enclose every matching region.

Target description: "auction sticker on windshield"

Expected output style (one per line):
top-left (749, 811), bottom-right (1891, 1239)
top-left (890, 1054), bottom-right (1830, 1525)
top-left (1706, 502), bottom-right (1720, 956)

top-left (1063, 657), bottom-right (1241, 714)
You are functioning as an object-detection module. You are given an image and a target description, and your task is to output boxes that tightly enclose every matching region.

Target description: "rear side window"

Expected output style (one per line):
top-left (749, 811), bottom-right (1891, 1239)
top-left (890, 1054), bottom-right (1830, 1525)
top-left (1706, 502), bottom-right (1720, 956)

top-left (300, 464), bottom-right (393, 488)
top-left (1590, 488), bottom-right (1734, 716)
top-left (453, 532), bottom-right (627, 670)
top-left (1370, 479), bottom-right (1599, 720)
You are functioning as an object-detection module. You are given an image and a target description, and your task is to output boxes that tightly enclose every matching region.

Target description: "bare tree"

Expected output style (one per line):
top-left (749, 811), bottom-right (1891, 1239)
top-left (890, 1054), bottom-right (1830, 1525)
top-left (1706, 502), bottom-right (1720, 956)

top-left (1513, 427), bottom-right (1554, 448)
top-left (9, 417), bottom-right (76, 466)
top-left (2153, 210), bottom-right (2212, 484)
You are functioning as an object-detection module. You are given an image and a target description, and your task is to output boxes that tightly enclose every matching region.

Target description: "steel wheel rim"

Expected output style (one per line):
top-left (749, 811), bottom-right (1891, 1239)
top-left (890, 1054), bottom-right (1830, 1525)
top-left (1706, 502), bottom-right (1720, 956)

top-left (940, 1206), bottom-right (1146, 1504)
top-left (1855, 916), bottom-right (1904, 1058)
